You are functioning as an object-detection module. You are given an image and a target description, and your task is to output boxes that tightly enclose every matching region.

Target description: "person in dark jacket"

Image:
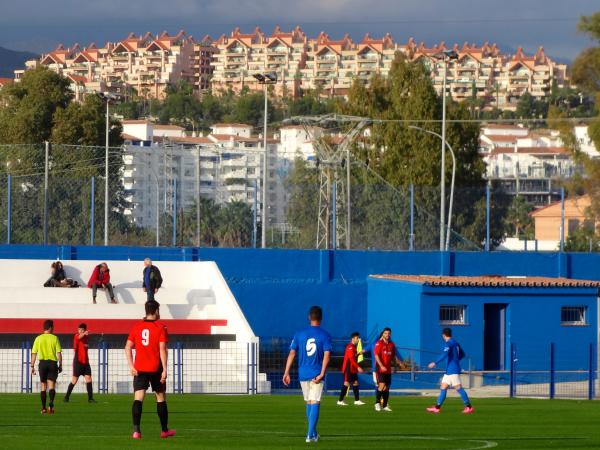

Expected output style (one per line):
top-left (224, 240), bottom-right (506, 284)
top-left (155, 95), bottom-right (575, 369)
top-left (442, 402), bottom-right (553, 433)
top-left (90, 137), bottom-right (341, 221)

top-left (44, 261), bottom-right (67, 287)
top-left (87, 263), bottom-right (116, 304)
top-left (142, 258), bottom-right (162, 302)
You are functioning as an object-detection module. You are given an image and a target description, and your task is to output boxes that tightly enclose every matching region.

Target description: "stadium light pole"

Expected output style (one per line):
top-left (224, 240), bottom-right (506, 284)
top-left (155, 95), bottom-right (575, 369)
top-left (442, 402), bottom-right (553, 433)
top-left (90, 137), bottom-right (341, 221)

top-left (408, 125), bottom-right (456, 251)
top-left (99, 92), bottom-right (117, 246)
top-left (253, 72), bottom-right (277, 248)
top-left (432, 50), bottom-right (458, 251)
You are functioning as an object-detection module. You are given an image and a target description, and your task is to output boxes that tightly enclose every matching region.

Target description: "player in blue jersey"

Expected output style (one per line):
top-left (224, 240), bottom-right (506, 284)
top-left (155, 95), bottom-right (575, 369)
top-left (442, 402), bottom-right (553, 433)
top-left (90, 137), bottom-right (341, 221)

top-left (426, 328), bottom-right (473, 414)
top-left (283, 305), bottom-right (332, 443)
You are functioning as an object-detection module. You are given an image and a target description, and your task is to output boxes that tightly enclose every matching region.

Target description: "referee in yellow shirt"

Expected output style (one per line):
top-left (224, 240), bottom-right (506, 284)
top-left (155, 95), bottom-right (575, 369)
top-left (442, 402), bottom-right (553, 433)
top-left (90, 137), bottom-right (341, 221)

top-left (31, 320), bottom-right (63, 414)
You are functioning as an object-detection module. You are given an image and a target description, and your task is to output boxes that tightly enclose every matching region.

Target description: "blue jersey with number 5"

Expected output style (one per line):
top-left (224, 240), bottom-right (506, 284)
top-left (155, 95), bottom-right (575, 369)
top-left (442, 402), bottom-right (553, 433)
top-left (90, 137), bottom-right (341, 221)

top-left (290, 326), bottom-right (332, 381)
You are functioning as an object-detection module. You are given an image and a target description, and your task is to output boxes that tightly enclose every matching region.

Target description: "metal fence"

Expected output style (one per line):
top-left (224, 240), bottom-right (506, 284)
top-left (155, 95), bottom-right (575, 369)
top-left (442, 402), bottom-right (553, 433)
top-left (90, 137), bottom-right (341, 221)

top-left (0, 340), bottom-right (261, 395)
top-left (0, 142), bottom-right (590, 252)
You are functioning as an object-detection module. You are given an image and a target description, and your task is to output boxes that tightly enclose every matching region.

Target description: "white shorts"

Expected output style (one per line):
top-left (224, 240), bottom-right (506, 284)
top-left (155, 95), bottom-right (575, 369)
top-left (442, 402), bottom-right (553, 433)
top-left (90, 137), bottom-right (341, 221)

top-left (441, 374), bottom-right (462, 388)
top-left (300, 380), bottom-right (324, 402)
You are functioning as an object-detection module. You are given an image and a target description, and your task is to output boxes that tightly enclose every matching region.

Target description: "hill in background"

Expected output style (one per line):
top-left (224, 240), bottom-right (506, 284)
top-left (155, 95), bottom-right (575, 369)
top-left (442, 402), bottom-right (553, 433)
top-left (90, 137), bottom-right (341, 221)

top-left (0, 46), bottom-right (37, 78)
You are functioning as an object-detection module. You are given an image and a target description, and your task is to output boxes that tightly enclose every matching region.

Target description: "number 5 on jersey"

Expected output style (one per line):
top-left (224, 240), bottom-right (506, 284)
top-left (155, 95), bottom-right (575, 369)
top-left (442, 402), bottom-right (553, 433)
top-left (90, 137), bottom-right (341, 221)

top-left (141, 329), bottom-right (150, 346)
top-left (306, 338), bottom-right (316, 356)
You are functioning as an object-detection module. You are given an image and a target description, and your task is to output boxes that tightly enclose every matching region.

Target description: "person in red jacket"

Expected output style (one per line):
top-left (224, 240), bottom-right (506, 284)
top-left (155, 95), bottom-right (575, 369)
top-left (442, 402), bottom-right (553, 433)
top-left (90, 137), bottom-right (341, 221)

top-left (87, 262), bottom-right (116, 304)
top-left (337, 332), bottom-right (365, 406)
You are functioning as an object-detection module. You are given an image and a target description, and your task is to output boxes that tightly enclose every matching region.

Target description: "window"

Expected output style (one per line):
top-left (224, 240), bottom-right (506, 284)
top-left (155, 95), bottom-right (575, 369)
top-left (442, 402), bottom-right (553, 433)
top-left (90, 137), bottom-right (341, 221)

top-left (561, 306), bottom-right (587, 325)
top-left (439, 305), bottom-right (466, 325)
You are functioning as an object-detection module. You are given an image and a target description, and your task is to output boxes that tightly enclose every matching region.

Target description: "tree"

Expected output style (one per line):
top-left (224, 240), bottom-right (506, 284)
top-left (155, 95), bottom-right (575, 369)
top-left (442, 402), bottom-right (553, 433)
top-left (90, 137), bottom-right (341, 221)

top-left (504, 195), bottom-right (534, 238)
top-left (216, 201), bottom-right (253, 247)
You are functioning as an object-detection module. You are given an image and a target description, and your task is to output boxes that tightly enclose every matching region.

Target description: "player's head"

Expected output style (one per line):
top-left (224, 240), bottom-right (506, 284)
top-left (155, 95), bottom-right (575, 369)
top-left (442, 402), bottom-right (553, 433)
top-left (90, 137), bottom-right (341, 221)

top-left (381, 327), bottom-right (391, 341)
top-left (308, 305), bottom-right (322, 324)
top-left (350, 332), bottom-right (360, 345)
top-left (78, 323), bottom-right (87, 333)
top-left (145, 299), bottom-right (160, 319)
top-left (56, 261), bottom-right (63, 269)
top-left (442, 327), bottom-right (452, 341)
top-left (43, 319), bottom-right (54, 332)
top-left (99, 262), bottom-right (108, 271)
top-left (144, 257), bottom-right (152, 267)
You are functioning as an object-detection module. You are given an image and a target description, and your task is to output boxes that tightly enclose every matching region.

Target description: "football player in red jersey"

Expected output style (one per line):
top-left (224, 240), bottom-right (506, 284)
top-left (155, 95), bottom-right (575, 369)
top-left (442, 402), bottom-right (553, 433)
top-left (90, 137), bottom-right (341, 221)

top-left (64, 323), bottom-right (96, 403)
top-left (373, 327), bottom-right (404, 412)
top-left (125, 300), bottom-right (175, 439)
top-left (337, 332), bottom-right (365, 406)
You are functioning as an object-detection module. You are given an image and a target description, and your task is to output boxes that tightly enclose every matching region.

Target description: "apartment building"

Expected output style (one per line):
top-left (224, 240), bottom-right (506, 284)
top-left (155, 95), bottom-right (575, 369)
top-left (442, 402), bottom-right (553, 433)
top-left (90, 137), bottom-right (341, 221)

top-left (481, 124), bottom-right (588, 206)
top-left (16, 31), bottom-right (196, 99)
top-left (211, 26), bottom-right (308, 96)
top-left (120, 121), bottom-right (280, 231)
top-left (192, 36), bottom-right (217, 95)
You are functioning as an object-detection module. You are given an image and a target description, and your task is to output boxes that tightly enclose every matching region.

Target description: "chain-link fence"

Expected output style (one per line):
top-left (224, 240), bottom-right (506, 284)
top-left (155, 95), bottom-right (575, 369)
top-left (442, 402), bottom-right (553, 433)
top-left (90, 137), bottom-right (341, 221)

top-left (0, 142), bottom-right (592, 252)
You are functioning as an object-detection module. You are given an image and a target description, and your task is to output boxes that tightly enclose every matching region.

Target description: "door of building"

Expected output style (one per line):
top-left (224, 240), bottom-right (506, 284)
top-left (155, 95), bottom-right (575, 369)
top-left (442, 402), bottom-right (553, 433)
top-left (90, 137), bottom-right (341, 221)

top-left (483, 303), bottom-right (507, 371)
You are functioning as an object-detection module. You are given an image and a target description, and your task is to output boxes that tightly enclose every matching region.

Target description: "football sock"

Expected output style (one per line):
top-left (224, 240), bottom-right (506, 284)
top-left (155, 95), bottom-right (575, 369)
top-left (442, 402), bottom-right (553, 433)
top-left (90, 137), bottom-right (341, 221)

top-left (49, 389), bottom-right (56, 407)
top-left (338, 385), bottom-right (349, 401)
top-left (352, 385), bottom-right (360, 401)
top-left (457, 388), bottom-right (471, 407)
top-left (86, 382), bottom-right (93, 400)
top-left (65, 383), bottom-right (75, 400)
top-left (437, 388), bottom-right (447, 407)
top-left (382, 390), bottom-right (390, 408)
top-left (157, 401), bottom-right (169, 432)
top-left (308, 404), bottom-right (320, 438)
top-left (41, 390), bottom-right (47, 409)
top-left (306, 404), bottom-right (314, 437)
top-left (305, 403), bottom-right (310, 421)
top-left (375, 390), bottom-right (383, 405)
top-left (132, 400), bottom-right (143, 433)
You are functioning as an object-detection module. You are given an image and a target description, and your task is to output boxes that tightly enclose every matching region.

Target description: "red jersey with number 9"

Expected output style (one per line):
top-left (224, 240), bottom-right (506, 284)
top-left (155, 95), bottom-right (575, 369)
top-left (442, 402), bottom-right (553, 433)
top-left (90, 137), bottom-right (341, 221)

top-left (127, 320), bottom-right (169, 372)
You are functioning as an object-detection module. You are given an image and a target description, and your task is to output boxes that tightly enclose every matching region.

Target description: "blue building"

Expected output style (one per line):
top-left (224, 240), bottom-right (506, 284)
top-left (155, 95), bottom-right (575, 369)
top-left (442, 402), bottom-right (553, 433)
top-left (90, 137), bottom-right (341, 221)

top-left (367, 275), bottom-right (599, 371)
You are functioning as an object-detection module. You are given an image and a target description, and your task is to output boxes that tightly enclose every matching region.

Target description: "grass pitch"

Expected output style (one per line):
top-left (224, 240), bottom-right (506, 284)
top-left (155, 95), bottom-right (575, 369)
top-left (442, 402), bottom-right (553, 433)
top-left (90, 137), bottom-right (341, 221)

top-left (1, 393), bottom-right (599, 449)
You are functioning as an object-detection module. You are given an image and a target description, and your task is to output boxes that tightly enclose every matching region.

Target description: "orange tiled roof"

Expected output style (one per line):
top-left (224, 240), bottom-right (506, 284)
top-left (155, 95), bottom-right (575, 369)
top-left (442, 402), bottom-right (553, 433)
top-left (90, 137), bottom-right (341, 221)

top-left (370, 275), bottom-right (600, 288)
top-left (489, 146), bottom-right (569, 155)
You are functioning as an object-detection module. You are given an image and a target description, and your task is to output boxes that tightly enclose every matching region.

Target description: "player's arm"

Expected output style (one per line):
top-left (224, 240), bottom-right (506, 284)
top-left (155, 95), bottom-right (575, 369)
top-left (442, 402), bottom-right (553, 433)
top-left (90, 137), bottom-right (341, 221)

top-left (347, 349), bottom-right (363, 373)
top-left (374, 344), bottom-right (386, 372)
top-left (30, 351), bottom-right (37, 375)
top-left (395, 348), bottom-right (406, 370)
top-left (282, 349), bottom-right (296, 386)
top-left (125, 339), bottom-right (138, 376)
top-left (159, 342), bottom-right (168, 383)
top-left (313, 350), bottom-right (330, 383)
top-left (428, 346), bottom-right (449, 369)
top-left (57, 351), bottom-right (63, 373)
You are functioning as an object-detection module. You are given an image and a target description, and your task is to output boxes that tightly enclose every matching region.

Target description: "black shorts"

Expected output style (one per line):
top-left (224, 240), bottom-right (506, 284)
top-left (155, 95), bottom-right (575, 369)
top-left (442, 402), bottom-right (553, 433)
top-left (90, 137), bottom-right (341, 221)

top-left (376, 372), bottom-right (392, 387)
top-left (133, 371), bottom-right (166, 393)
top-left (344, 370), bottom-right (358, 384)
top-left (73, 361), bottom-right (92, 377)
top-left (38, 360), bottom-right (59, 383)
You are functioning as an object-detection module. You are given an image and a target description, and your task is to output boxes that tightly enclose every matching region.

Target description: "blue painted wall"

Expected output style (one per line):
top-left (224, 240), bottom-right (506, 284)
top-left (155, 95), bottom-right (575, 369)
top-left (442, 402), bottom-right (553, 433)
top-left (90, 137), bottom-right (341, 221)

top-left (2, 244), bottom-right (600, 343)
top-left (368, 278), bottom-right (598, 370)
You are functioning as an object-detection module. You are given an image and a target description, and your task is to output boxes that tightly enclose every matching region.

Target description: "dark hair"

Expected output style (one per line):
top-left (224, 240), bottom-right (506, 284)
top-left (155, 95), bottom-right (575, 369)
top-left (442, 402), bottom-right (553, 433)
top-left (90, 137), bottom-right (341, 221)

top-left (350, 332), bottom-right (360, 339)
top-left (43, 320), bottom-right (54, 331)
top-left (442, 327), bottom-right (452, 337)
top-left (56, 261), bottom-right (63, 269)
top-left (78, 323), bottom-right (87, 330)
top-left (145, 300), bottom-right (160, 316)
top-left (383, 327), bottom-right (392, 334)
top-left (309, 305), bottom-right (322, 321)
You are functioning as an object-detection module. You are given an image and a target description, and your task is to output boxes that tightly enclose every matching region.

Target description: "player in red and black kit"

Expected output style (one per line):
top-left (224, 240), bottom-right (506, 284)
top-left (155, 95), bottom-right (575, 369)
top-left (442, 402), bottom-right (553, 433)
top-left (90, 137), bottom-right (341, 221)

top-left (64, 323), bottom-right (96, 403)
top-left (337, 332), bottom-right (365, 406)
top-left (125, 300), bottom-right (175, 439)
top-left (373, 327), bottom-right (404, 412)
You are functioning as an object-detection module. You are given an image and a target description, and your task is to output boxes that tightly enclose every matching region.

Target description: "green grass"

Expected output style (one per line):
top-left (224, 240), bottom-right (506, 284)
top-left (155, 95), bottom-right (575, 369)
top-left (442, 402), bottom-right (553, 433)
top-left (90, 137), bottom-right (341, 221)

top-left (1, 394), bottom-right (599, 449)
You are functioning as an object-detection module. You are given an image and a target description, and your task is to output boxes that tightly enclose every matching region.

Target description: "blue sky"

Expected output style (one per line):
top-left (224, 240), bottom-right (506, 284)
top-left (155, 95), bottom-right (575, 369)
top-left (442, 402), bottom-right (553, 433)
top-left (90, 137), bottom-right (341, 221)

top-left (0, 0), bottom-right (597, 61)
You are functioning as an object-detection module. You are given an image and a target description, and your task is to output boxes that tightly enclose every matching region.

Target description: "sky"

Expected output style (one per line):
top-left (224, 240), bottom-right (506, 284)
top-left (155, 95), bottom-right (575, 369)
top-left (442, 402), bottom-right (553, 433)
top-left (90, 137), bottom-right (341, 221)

top-left (0, 0), bottom-right (598, 61)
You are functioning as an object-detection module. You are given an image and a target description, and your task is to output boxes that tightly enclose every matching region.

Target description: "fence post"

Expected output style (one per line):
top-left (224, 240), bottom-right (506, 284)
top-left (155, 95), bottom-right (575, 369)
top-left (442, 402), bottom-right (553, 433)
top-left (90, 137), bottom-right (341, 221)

top-left (7, 174), bottom-right (12, 244)
top-left (43, 141), bottom-right (49, 245)
top-left (21, 341), bottom-right (32, 393)
top-left (90, 176), bottom-right (95, 245)
top-left (253, 179), bottom-right (258, 249)
top-left (172, 342), bottom-right (183, 394)
top-left (549, 342), bottom-right (555, 399)
top-left (246, 342), bottom-right (250, 394)
top-left (485, 183), bottom-right (491, 252)
top-left (172, 178), bottom-right (177, 247)
top-left (409, 184), bottom-right (415, 251)
top-left (97, 341), bottom-right (108, 393)
top-left (560, 187), bottom-right (565, 252)
top-left (509, 343), bottom-right (516, 398)
top-left (588, 343), bottom-right (594, 400)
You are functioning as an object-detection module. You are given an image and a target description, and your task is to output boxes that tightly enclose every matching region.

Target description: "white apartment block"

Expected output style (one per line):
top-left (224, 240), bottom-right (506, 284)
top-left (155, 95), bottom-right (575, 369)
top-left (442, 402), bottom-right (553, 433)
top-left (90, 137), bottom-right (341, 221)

top-left (481, 124), bottom-right (597, 206)
top-left (120, 121), bottom-right (280, 231)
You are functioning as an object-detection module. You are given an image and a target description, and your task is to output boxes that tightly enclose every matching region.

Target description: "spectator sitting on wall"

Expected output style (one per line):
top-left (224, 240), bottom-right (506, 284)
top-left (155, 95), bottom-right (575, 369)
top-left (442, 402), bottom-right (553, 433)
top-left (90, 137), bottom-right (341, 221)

top-left (87, 262), bottom-right (117, 304)
top-left (142, 258), bottom-right (162, 303)
top-left (44, 261), bottom-right (78, 288)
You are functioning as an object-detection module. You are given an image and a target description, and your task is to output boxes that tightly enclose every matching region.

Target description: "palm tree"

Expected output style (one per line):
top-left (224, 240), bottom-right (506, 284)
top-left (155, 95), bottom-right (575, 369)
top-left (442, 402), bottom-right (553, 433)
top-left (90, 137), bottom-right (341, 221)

top-left (217, 201), bottom-right (253, 247)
